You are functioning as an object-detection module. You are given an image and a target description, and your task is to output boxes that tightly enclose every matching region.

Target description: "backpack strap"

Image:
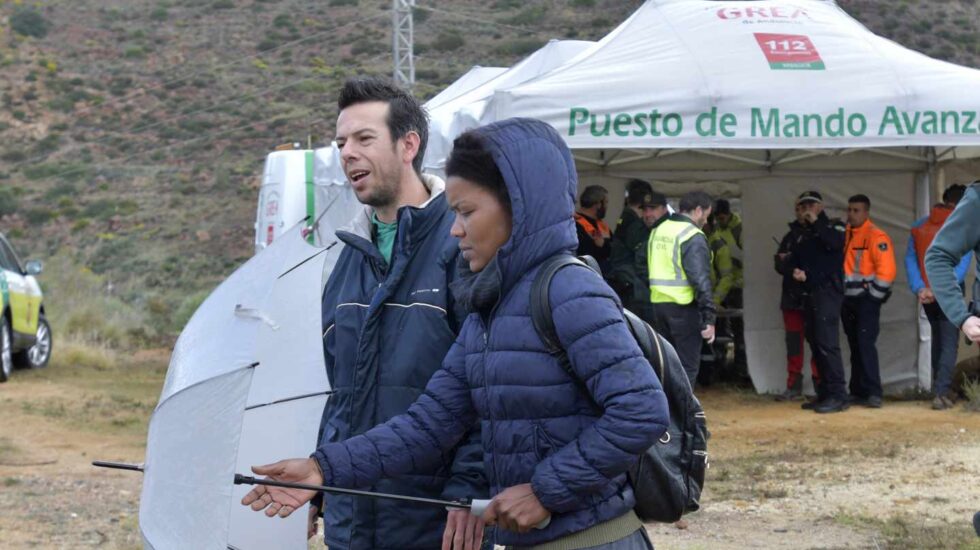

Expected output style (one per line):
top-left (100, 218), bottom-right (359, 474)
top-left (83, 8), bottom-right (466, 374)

top-left (531, 254), bottom-right (667, 390)
top-left (531, 255), bottom-right (599, 358)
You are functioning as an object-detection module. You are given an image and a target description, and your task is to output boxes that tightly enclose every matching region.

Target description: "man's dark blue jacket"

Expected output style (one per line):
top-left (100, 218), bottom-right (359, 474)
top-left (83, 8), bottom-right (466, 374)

top-left (314, 118), bottom-right (670, 547)
top-left (317, 174), bottom-right (486, 550)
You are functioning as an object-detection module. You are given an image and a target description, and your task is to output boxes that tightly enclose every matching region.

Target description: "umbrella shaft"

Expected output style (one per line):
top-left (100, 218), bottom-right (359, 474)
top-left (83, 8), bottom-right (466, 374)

top-left (234, 474), bottom-right (470, 510)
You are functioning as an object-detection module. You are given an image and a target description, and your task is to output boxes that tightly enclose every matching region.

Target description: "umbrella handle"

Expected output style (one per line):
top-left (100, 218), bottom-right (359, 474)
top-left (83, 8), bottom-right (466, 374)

top-left (468, 499), bottom-right (551, 530)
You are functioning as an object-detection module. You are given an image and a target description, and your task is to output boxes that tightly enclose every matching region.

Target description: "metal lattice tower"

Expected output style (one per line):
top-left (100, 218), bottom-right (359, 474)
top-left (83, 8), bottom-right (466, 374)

top-left (392, 0), bottom-right (416, 89)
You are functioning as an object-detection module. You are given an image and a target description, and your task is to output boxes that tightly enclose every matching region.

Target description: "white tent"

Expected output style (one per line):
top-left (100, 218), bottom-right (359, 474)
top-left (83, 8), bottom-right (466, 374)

top-left (425, 65), bottom-right (508, 110)
top-left (423, 39), bottom-right (596, 171)
top-left (475, 0), bottom-right (980, 394)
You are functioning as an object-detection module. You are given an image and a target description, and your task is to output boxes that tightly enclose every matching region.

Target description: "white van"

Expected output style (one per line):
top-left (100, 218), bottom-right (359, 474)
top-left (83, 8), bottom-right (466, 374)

top-left (253, 145), bottom-right (361, 286)
top-left (254, 145), bottom-right (360, 252)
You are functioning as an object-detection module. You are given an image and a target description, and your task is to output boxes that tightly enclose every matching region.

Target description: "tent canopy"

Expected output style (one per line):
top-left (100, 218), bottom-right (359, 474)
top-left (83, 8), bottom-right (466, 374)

top-left (424, 39), bottom-right (595, 171)
top-left (484, 0), bottom-right (980, 158)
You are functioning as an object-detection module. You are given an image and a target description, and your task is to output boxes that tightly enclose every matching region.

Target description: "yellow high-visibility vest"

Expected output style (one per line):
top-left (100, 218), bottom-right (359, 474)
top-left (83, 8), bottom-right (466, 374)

top-left (647, 218), bottom-right (705, 304)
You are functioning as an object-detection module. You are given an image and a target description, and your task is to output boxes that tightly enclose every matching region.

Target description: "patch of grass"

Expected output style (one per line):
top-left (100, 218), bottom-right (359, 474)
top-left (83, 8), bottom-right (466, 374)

top-left (51, 338), bottom-right (118, 371)
top-left (832, 512), bottom-right (980, 549)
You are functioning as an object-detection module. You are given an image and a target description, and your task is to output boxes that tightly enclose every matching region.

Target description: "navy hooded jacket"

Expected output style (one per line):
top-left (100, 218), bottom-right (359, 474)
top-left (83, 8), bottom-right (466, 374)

top-left (313, 119), bottom-right (669, 547)
top-left (317, 174), bottom-right (487, 550)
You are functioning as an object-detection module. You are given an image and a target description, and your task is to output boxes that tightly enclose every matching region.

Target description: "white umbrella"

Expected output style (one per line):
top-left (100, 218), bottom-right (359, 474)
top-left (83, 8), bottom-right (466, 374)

top-left (138, 222), bottom-right (332, 549)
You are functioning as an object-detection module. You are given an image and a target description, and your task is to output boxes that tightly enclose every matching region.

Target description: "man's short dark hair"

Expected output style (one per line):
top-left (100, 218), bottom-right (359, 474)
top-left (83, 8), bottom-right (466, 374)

top-left (338, 77), bottom-right (429, 175)
top-left (714, 199), bottom-right (731, 216)
top-left (679, 191), bottom-right (713, 213)
top-left (848, 194), bottom-right (871, 209)
top-left (626, 179), bottom-right (654, 207)
top-left (579, 185), bottom-right (608, 208)
top-left (942, 184), bottom-right (967, 205)
top-left (446, 130), bottom-right (511, 213)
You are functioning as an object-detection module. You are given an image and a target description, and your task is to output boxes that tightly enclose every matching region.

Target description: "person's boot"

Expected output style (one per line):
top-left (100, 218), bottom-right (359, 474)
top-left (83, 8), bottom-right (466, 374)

top-left (814, 396), bottom-right (850, 414)
top-left (776, 387), bottom-right (802, 401)
top-left (862, 395), bottom-right (883, 409)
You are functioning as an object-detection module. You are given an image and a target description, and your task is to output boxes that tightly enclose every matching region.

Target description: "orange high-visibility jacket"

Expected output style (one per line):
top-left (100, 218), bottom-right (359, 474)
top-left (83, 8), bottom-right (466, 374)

top-left (574, 212), bottom-right (611, 238)
top-left (844, 219), bottom-right (897, 300)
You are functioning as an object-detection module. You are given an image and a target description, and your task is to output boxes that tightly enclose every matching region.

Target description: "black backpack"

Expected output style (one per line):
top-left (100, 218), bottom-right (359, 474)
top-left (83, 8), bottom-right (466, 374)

top-left (530, 254), bottom-right (709, 523)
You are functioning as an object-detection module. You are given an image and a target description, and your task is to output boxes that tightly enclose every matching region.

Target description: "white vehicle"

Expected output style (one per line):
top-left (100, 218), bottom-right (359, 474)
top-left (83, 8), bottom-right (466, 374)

top-left (253, 144), bottom-right (360, 254)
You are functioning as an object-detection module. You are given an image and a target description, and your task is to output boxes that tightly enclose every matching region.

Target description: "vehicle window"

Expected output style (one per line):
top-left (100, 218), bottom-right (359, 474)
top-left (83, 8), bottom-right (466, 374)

top-left (0, 236), bottom-right (23, 273)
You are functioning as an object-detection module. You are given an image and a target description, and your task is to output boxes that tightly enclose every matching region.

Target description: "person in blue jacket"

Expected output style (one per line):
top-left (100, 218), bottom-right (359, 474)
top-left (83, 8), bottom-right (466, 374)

top-left (243, 118), bottom-right (670, 550)
top-left (905, 184), bottom-right (971, 409)
top-left (306, 78), bottom-right (488, 550)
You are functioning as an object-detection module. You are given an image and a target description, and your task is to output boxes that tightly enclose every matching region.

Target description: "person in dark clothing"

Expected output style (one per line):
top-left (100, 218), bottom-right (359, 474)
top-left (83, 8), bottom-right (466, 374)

top-left (773, 202), bottom-right (819, 400)
top-left (609, 180), bottom-right (667, 318)
top-left (242, 118), bottom-right (668, 550)
top-left (646, 190), bottom-right (717, 386)
top-left (791, 191), bottom-right (850, 414)
top-left (299, 78), bottom-right (487, 550)
top-left (574, 185), bottom-right (612, 270)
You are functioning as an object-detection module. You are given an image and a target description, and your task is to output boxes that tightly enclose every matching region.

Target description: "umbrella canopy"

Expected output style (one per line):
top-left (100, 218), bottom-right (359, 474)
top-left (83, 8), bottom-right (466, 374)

top-left (140, 223), bottom-right (331, 549)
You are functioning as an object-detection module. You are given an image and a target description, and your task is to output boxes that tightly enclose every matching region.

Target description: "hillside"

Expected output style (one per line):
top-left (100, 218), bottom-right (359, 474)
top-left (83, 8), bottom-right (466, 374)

top-left (0, 0), bottom-right (978, 342)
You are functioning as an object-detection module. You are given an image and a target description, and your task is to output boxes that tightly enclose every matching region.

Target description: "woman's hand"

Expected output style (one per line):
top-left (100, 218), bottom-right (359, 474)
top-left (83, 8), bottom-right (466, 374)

top-left (481, 484), bottom-right (550, 534)
top-left (240, 458), bottom-right (323, 518)
top-left (442, 508), bottom-right (485, 550)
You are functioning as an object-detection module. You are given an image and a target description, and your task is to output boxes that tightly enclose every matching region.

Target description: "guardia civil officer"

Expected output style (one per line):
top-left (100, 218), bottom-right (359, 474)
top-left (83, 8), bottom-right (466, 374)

top-left (791, 191), bottom-right (850, 413)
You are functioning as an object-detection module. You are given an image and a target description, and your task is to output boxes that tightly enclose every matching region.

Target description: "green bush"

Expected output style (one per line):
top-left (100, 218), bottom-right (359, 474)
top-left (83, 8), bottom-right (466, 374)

top-left (328, 0), bottom-right (358, 6)
top-left (150, 6), bottom-right (169, 21)
top-left (11, 8), bottom-right (51, 39)
top-left (42, 253), bottom-right (157, 348)
top-left (431, 32), bottom-right (465, 52)
top-left (0, 188), bottom-right (18, 216)
top-left (1, 149), bottom-right (26, 163)
top-left (494, 38), bottom-right (543, 56)
top-left (502, 6), bottom-right (547, 25)
top-left (25, 207), bottom-right (54, 225)
top-left (213, 0), bottom-right (235, 8)
top-left (124, 46), bottom-right (146, 59)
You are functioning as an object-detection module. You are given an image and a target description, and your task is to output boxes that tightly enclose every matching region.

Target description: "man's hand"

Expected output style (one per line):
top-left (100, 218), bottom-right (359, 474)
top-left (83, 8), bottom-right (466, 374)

top-left (701, 324), bottom-right (715, 344)
top-left (240, 458), bottom-right (323, 518)
top-left (917, 288), bottom-right (935, 304)
top-left (308, 504), bottom-right (320, 540)
top-left (443, 509), bottom-right (485, 550)
top-left (481, 484), bottom-right (549, 534)
top-left (962, 316), bottom-right (980, 343)
top-left (792, 268), bottom-right (807, 282)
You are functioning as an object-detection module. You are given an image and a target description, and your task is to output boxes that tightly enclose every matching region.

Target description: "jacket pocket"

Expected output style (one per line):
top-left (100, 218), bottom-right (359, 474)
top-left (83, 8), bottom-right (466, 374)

top-left (533, 423), bottom-right (559, 460)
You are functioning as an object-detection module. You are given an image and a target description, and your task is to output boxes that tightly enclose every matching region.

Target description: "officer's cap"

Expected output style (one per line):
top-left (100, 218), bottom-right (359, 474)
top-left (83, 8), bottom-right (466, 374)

top-left (641, 191), bottom-right (667, 208)
top-left (796, 190), bottom-right (823, 205)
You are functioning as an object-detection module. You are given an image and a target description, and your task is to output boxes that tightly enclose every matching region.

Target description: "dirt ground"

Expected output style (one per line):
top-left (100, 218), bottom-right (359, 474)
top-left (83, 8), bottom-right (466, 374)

top-left (1, 356), bottom-right (979, 549)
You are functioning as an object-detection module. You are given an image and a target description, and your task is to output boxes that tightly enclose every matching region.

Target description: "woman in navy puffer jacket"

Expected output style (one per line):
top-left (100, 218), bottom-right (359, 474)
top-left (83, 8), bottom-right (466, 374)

top-left (244, 118), bottom-right (670, 549)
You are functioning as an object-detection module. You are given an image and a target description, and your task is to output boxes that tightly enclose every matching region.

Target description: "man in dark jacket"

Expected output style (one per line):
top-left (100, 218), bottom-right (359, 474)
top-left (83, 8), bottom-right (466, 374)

top-left (646, 190), bottom-right (716, 386)
top-left (609, 180), bottom-right (667, 318)
top-left (574, 185), bottom-right (612, 270)
top-left (311, 78), bottom-right (486, 550)
top-left (774, 202), bottom-right (819, 400)
top-left (791, 191), bottom-right (849, 413)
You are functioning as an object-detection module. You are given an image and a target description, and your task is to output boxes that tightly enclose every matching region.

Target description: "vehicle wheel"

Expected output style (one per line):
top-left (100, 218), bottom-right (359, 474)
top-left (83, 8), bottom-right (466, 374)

top-left (0, 320), bottom-right (12, 383)
top-left (15, 315), bottom-right (52, 369)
